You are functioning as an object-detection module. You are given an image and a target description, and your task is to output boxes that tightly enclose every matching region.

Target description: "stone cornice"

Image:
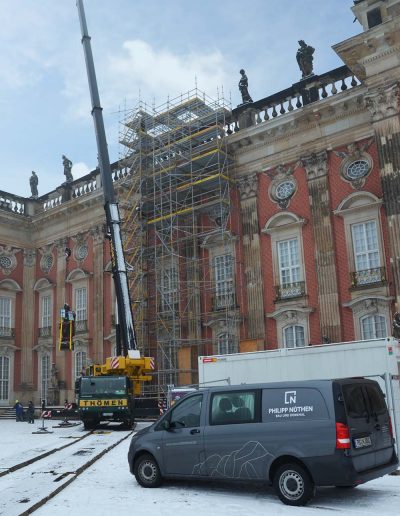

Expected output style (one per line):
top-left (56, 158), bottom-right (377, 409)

top-left (332, 19), bottom-right (400, 81)
top-left (266, 306), bottom-right (314, 320)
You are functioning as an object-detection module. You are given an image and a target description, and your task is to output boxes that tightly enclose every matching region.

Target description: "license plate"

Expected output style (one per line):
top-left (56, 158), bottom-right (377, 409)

top-left (102, 412), bottom-right (113, 417)
top-left (354, 436), bottom-right (372, 449)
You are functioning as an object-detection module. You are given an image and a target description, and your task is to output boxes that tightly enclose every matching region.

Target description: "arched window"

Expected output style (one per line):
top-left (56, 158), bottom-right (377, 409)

top-left (283, 325), bottom-right (305, 348)
top-left (217, 333), bottom-right (236, 355)
top-left (0, 356), bottom-right (10, 401)
top-left (0, 297), bottom-right (12, 336)
top-left (361, 314), bottom-right (387, 339)
top-left (75, 350), bottom-right (87, 380)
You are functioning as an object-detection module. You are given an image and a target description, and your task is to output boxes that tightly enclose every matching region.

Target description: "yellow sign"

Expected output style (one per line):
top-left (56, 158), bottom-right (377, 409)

top-left (79, 399), bottom-right (128, 407)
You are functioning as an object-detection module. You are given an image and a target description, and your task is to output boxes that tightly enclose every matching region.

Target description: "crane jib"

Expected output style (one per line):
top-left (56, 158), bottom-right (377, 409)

top-left (77, 0), bottom-right (138, 354)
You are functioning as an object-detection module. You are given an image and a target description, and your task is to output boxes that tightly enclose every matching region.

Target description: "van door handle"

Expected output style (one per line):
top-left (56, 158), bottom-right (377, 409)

top-left (190, 429), bottom-right (200, 434)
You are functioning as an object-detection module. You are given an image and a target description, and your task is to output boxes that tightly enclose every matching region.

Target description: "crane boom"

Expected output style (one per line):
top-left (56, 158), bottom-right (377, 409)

top-left (76, 0), bottom-right (138, 356)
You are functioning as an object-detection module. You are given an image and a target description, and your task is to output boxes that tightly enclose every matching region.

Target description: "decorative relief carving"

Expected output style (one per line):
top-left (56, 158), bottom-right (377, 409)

top-left (0, 246), bottom-right (19, 275)
top-left (299, 150), bottom-right (328, 181)
top-left (72, 232), bottom-right (90, 262)
top-left (237, 173), bottom-right (258, 200)
top-left (365, 83), bottom-right (399, 121)
top-left (23, 248), bottom-right (36, 267)
top-left (54, 238), bottom-right (68, 258)
top-left (206, 204), bottom-right (230, 227)
top-left (266, 164), bottom-right (297, 210)
top-left (89, 225), bottom-right (105, 246)
top-left (334, 140), bottom-right (374, 190)
top-left (39, 245), bottom-right (55, 273)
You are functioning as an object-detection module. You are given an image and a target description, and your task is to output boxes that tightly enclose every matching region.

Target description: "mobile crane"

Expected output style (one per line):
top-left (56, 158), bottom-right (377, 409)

top-left (74, 0), bottom-right (153, 429)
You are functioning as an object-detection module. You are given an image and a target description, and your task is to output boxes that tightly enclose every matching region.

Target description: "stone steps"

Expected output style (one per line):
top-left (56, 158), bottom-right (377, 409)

top-left (0, 408), bottom-right (16, 420)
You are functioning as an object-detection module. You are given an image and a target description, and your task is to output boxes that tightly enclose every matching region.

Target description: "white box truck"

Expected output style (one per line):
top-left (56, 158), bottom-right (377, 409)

top-left (198, 337), bottom-right (400, 458)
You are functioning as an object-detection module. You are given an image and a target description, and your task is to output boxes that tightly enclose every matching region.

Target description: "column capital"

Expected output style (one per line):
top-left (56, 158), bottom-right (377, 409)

top-left (365, 83), bottom-right (399, 122)
top-left (89, 225), bottom-right (105, 245)
top-left (54, 238), bottom-right (68, 258)
top-left (300, 150), bottom-right (328, 181)
top-left (23, 248), bottom-right (36, 267)
top-left (237, 173), bottom-right (258, 200)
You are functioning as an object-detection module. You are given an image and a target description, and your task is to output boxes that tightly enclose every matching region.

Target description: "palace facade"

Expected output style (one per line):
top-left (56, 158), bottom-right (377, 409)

top-left (1, 0), bottom-right (399, 406)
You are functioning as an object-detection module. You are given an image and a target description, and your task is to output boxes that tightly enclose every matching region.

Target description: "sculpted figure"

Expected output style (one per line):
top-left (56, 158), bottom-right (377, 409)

top-left (238, 69), bottom-right (253, 104)
top-left (296, 40), bottom-right (315, 78)
top-left (62, 155), bottom-right (73, 182)
top-left (30, 171), bottom-right (39, 198)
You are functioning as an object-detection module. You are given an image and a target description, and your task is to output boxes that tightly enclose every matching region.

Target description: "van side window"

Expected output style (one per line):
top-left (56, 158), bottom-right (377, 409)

top-left (364, 385), bottom-right (387, 416)
top-left (210, 391), bottom-right (256, 425)
top-left (342, 385), bottom-right (368, 418)
top-left (169, 394), bottom-right (203, 428)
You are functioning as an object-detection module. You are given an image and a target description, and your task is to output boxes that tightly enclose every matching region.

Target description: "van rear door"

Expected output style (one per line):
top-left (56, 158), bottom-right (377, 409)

top-left (339, 379), bottom-right (394, 472)
top-left (363, 382), bottom-right (394, 467)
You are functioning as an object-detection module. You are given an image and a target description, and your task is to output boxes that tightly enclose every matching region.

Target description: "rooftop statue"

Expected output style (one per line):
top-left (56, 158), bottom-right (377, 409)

top-left (62, 155), bottom-right (73, 182)
top-left (29, 171), bottom-right (39, 198)
top-left (238, 69), bottom-right (253, 104)
top-left (296, 40), bottom-right (315, 78)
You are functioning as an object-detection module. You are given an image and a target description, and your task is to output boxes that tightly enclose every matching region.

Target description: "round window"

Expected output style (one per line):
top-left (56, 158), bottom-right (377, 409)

top-left (346, 160), bottom-right (370, 180)
top-left (76, 244), bottom-right (88, 261)
top-left (275, 180), bottom-right (295, 200)
top-left (43, 254), bottom-right (53, 271)
top-left (0, 256), bottom-right (13, 269)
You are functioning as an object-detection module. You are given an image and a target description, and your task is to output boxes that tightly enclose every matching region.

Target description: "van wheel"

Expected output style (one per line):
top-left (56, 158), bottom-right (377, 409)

top-left (273, 463), bottom-right (315, 506)
top-left (134, 454), bottom-right (162, 488)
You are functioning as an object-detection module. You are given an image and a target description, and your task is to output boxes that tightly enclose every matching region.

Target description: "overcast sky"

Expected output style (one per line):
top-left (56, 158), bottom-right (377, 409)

top-left (0, 0), bottom-right (360, 198)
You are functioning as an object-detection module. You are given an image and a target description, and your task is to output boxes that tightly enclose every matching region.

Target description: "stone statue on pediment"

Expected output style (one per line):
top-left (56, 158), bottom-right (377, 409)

top-left (29, 171), bottom-right (39, 198)
top-left (239, 69), bottom-right (253, 104)
top-left (296, 40), bottom-right (315, 78)
top-left (62, 155), bottom-right (73, 182)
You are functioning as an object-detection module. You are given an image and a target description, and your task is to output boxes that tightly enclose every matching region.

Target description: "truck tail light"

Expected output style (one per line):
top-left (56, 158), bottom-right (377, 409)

top-left (336, 422), bottom-right (351, 449)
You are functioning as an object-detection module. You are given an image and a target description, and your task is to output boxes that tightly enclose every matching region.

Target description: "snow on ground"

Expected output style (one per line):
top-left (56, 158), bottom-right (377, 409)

top-left (1, 420), bottom-right (399, 516)
top-left (0, 419), bottom-right (85, 471)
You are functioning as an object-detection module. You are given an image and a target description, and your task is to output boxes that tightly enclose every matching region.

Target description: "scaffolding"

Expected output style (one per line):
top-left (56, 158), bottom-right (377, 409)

top-left (119, 89), bottom-right (239, 395)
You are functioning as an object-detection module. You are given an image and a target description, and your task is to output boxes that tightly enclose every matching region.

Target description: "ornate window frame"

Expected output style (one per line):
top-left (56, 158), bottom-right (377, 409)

top-left (34, 278), bottom-right (55, 337)
top-left (0, 279), bottom-right (21, 339)
top-left (262, 212), bottom-right (306, 301)
top-left (201, 231), bottom-right (237, 312)
top-left (334, 192), bottom-right (385, 289)
top-left (342, 295), bottom-right (392, 341)
top-left (267, 307), bottom-right (312, 349)
top-left (0, 354), bottom-right (11, 405)
top-left (73, 345), bottom-right (88, 381)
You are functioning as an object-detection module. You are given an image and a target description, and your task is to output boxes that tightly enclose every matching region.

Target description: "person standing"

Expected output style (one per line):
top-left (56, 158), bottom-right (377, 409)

top-left (14, 400), bottom-right (24, 422)
top-left (27, 401), bottom-right (35, 424)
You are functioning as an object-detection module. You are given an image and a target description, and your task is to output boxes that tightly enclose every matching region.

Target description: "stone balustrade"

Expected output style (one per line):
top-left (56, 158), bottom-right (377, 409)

top-left (227, 65), bottom-right (360, 133)
top-left (0, 190), bottom-right (26, 215)
top-left (0, 164), bottom-right (130, 216)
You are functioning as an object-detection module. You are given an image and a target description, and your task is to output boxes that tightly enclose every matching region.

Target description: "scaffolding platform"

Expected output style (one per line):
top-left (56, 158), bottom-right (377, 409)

top-left (118, 89), bottom-right (240, 395)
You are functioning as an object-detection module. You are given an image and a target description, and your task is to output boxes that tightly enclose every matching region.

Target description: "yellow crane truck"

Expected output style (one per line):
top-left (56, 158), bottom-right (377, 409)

top-left (74, 0), bottom-right (154, 429)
